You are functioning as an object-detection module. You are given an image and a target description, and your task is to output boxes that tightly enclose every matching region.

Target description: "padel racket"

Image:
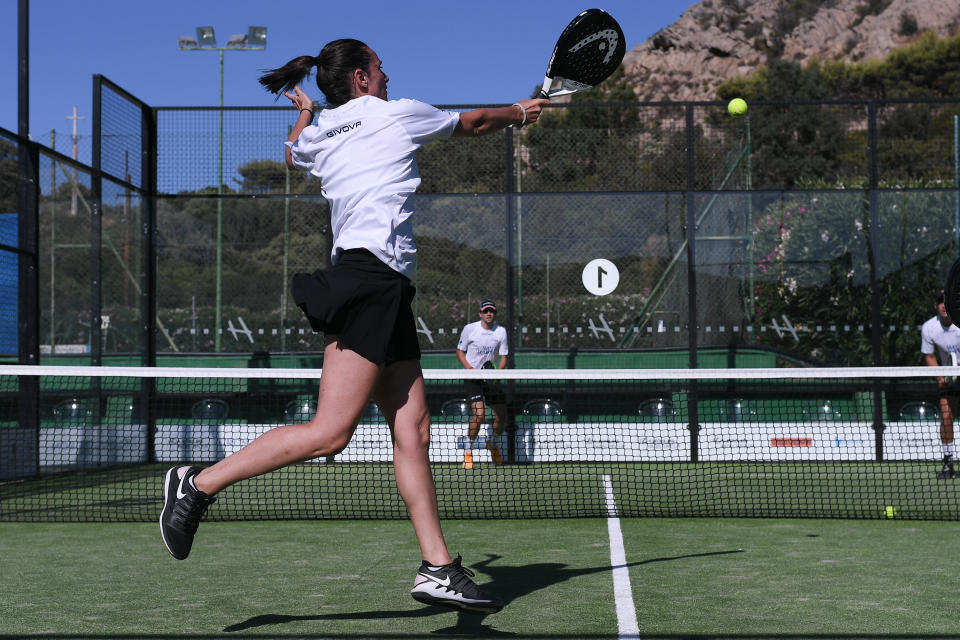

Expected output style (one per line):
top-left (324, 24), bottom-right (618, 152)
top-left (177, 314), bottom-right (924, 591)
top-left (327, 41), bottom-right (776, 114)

top-left (946, 257), bottom-right (960, 327)
top-left (537, 8), bottom-right (626, 98)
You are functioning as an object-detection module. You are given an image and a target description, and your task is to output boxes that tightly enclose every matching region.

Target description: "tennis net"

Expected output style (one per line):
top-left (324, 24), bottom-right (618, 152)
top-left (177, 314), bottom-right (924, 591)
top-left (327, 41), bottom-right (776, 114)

top-left (2, 364), bottom-right (959, 521)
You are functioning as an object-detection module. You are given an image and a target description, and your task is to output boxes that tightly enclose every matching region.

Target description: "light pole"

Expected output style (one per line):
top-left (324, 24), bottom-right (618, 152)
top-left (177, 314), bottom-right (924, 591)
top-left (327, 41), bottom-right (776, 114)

top-left (178, 25), bottom-right (266, 351)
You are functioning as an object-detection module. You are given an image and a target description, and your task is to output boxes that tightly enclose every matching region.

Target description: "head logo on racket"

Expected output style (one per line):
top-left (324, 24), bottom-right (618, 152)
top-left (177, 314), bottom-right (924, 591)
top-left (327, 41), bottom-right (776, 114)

top-left (568, 28), bottom-right (620, 65)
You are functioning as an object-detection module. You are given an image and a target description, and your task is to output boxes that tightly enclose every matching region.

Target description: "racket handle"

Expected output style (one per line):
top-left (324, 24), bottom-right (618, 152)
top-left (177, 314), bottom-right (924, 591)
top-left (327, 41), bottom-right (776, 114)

top-left (537, 75), bottom-right (553, 100)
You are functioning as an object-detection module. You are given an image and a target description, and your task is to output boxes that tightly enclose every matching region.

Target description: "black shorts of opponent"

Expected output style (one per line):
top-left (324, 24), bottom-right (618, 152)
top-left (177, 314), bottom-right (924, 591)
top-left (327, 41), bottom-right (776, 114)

top-left (292, 249), bottom-right (420, 365)
top-left (465, 379), bottom-right (506, 406)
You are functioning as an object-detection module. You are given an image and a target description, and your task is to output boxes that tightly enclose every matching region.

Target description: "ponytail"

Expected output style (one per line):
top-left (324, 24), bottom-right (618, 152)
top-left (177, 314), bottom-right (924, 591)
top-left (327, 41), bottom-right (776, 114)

top-left (258, 38), bottom-right (372, 107)
top-left (258, 56), bottom-right (317, 95)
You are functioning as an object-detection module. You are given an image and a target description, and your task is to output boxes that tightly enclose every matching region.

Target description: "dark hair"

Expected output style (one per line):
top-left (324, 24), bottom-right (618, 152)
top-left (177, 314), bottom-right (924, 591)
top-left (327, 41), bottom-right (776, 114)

top-left (258, 38), bottom-right (372, 107)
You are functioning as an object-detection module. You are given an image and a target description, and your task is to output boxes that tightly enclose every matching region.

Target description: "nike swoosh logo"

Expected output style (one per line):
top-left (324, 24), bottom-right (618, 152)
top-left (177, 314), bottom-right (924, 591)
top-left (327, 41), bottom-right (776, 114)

top-left (176, 472), bottom-right (190, 500)
top-left (419, 572), bottom-right (451, 587)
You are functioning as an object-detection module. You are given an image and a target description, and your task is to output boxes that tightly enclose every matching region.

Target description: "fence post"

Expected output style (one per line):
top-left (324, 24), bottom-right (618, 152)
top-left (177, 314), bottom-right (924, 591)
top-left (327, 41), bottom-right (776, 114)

top-left (504, 128), bottom-right (517, 463)
top-left (685, 103), bottom-right (700, 462)
top-left (89, 76), bottom-right (104, 436)
top-left (143, 103), bottom-right (158, 461)
top-left (17, 141), bottom-right (40, 466)
top-left (504, 127), bottom-right (516, 365)
top-left (91, 77), bottom-right (103, 368)
top-left (954, 114), bottom-right (959, 257)
top-left (867, 100), bottom-right (885, 460)
top-left (16, 0), bottom-right (39, 476)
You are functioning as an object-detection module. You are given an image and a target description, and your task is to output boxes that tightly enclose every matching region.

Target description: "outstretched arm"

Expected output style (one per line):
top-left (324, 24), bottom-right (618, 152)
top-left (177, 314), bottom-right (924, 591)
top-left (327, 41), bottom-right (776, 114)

top-left (283, 87), bottom-right (315, 168)
top-left (453, 98), bottom-right (549, 137)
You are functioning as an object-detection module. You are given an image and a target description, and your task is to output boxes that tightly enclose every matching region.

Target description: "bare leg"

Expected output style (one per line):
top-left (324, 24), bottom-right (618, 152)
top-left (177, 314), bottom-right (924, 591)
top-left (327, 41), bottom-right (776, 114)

top-left (194, 340), bottom-right (379, 495)
top-left (467, 400), bottom-right (485, 443)
top-left (374, 359), bottom-right (451, 566)
top-left (941, 396), bottom-right (955, 445)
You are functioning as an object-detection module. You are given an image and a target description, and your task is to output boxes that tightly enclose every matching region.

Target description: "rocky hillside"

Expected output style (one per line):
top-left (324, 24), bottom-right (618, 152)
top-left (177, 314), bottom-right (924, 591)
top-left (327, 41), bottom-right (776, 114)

top-left (624, 0), bottom-right (960, 101)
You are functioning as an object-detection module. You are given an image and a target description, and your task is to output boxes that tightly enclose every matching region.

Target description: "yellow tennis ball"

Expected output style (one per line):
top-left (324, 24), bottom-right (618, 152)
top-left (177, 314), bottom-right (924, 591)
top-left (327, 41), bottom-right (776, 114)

top-left (884, 505), bottom-right (897, 519)
top-left (728, 97), bottom-right (748, 117)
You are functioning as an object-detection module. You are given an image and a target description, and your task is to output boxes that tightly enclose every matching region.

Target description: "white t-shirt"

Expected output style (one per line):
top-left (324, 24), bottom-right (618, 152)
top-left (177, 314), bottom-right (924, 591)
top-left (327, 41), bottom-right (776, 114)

top-left (457, 321), bottom-right (509, 369)
top-left (920, 315), bottom-right (960, 365)
top-left (286, 96), bottom-right (460, 278)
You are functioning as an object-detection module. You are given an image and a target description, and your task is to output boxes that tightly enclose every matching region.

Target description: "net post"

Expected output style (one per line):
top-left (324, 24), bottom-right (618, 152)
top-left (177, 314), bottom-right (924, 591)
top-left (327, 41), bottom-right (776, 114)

top-left (505, 425), bottom-right (514, 464)
top-left (872, 379), bottom-right (885, 461)
top-left (565, 348), bottom-right (579, 422)
top-left (688, 379), bottom-right (700, 463)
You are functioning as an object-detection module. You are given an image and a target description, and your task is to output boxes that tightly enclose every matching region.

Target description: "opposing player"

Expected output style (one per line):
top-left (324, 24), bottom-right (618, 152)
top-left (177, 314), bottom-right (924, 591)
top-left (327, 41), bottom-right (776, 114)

top-left (158, 38), bottom-right (547, 614)
top-left (456, 300), bottom-right (509, 469)
top-left (921, 289), bottom-right (960, 479)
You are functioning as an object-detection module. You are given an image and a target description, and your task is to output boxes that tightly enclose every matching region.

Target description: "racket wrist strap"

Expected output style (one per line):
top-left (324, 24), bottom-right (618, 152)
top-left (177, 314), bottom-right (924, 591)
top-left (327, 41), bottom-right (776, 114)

top-left (512, 103), bottom-right (527, 127)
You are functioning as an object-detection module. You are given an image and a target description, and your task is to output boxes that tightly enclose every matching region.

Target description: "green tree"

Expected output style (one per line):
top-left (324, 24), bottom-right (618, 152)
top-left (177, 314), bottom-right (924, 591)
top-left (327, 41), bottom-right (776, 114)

top-left (523, 66), bottom-right (646, 192)
top-left (0, 138), bottom-right (19, 213)
top-left (718, 60), bottom-right (855, 188)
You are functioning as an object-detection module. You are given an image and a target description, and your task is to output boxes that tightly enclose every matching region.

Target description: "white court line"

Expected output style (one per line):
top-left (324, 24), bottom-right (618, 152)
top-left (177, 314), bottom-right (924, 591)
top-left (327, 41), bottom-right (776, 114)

top-left (603, 474), bottom-right (639, 639)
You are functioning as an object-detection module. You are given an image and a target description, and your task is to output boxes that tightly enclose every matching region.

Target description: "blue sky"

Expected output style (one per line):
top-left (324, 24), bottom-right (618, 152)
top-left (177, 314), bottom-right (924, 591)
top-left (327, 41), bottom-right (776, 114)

top-left (3, 0), bottom-right (696, 148)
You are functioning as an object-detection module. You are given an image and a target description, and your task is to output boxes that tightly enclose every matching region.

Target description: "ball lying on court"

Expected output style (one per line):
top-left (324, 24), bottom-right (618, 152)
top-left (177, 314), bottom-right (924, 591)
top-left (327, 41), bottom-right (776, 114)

top-left (883, 505), bottom-right (897, 518)
top-left (728, 97), bottom-right (748, 117)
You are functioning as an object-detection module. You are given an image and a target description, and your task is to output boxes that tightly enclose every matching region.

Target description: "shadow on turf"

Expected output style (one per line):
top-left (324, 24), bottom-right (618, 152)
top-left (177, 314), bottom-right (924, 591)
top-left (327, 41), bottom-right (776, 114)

top-left (221, 549), bottom-right (746, 636)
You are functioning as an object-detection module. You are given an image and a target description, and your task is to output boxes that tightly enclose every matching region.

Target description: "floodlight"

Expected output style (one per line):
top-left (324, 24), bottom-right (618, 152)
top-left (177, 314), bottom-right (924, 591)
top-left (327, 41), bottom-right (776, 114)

top-left (195, 26), bottom-right (216, 47)
top-left (176, 22), bottom-right (267, 351)
top-left (247, 26), bottom-right (267, 48)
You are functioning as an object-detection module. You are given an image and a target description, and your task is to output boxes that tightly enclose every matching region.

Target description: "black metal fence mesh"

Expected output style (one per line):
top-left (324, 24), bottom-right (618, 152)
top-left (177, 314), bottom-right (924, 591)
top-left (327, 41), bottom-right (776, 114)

top-left (6, 86), bottom-right (960, 523)
top-left (6, 96), bottom-right (960, 368)
top-left (0, 130), bottom-right (16, 357)
top-left (38, 153), bottom-right (93, 356)
top-left (99, 83), bottom-right (144, 189)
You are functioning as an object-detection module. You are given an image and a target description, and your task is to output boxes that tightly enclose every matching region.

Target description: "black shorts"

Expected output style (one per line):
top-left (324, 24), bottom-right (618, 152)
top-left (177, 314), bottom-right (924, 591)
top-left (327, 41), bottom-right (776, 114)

top-left (465, 379), bottom-right (506, 406)
top-left (292, 249), bottom-right (420, 365)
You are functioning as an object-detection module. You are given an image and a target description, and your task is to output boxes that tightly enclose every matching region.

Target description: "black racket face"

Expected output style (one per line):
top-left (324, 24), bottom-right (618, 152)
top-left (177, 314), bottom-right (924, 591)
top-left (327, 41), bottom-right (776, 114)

top-left (945, 256), bottom-right (960, 326)
top-left (547, 8), bottom-right (626, 87)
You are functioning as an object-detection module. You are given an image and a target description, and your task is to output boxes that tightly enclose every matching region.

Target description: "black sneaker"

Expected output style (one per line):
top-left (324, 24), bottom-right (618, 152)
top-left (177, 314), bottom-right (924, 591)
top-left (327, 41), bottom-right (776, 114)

top-left (938, 455), bottom-right (956, 480)
top-left (160, 466), bottom-right (216, 559)
top-left (410, 554), bottom-right (504, 615)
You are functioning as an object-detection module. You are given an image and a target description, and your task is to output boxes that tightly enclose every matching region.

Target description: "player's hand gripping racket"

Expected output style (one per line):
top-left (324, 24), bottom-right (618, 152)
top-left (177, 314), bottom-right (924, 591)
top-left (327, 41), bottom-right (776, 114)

top-left (537, 8), bottom-right (626, 99)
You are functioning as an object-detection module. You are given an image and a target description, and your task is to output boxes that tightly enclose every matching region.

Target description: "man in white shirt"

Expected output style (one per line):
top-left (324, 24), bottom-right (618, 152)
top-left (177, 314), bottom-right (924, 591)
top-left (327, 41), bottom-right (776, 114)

top-left (456, 300), bottom-right (509, 469)
top-left (920, 289), bottom-right (960, 478)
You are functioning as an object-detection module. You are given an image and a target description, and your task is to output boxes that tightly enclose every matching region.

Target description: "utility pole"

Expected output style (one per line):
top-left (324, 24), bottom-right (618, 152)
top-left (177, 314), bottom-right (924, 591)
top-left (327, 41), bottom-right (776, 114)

top-left (66, 105), bottom-right (84, 215)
